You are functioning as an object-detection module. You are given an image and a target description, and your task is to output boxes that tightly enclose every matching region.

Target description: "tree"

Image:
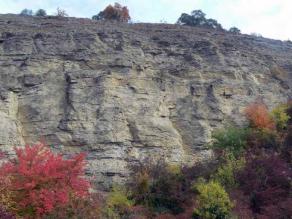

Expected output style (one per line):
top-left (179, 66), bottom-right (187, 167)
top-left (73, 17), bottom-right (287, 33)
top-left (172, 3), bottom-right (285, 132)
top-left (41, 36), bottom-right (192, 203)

top-left (56, 7), bottom-right (68, 17)
top-left (177, 10), bottom-right (205, 26)
top-left (35, 9), bottom-right (47, 17)
top-left (229, 27), bottom-right (241, 34)
top-left (20, 9), bottom-right (33, 16)
top-left (177, 9), bottom-right (223, 30)
top-left (0, 143), bottom-right (90, 217)
top-left (205, 18), bottom-right (223, 30)
top-left (92, 3), bottom-right (130, 22)
top-left (191, 10), bottom-right (206, 20)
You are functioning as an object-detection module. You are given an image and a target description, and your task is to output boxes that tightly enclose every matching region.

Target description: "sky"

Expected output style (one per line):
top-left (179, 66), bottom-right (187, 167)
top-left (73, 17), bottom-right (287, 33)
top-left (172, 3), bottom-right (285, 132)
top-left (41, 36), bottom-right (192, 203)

top-left (0, 0), bottom-right (291, 40)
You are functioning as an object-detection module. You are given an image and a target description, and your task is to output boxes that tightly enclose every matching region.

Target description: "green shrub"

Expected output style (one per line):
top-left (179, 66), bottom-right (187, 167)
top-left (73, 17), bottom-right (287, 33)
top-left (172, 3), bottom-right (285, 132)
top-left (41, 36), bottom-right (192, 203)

top-left (104, 186), bottom-right (133, 218)
top-left (193, 180), bottom-right (233, 219)
top-left (271, 104), bottom-right (290, 130)
top-left (212, 154), bottom-right (245, 189)
top-left (210, 126), bottom-right (249, 157)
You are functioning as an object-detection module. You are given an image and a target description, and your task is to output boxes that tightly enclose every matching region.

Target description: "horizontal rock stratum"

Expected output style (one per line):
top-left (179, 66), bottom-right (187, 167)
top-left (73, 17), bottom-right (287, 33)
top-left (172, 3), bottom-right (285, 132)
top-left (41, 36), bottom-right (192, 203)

top-left (0, 14), bottom-right (291, 187)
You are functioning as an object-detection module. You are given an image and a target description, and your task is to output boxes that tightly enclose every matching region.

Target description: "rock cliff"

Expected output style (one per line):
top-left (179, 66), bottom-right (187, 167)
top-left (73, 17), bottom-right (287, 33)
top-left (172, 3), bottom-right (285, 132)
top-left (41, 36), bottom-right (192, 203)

top-left (0, 15), bottom-right (291, 187)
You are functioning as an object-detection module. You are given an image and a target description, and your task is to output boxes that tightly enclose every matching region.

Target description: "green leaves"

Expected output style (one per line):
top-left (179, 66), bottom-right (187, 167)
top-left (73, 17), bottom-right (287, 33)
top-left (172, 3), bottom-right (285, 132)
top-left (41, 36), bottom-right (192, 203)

top-left (210, 126), bottom-right (250, 157)
top-left (193, 180), bottom-right (233, 219)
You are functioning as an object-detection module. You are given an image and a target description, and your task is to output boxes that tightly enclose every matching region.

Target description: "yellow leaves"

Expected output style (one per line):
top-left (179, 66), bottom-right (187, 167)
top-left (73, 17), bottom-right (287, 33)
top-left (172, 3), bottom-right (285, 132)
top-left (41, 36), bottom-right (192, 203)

top-left (193, 180), bottom-right (234, 219)
top-left (271, 103), bottom-right (290, 130)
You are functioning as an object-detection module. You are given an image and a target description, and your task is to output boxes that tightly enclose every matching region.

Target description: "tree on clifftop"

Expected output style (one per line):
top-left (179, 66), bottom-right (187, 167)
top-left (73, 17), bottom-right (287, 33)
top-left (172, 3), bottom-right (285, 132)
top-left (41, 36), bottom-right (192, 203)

top-left (229, 27), bottom-right (241, 34)
top-left (20, 9), bottom-right (33, 16)
top-left (177, 9), bottom-right (223, 30)
top-left (35, 9), bottom-right (47, 17)
top-left (92, 3), bottom-right (130, 22)
top-left (56, 7), bottom-right (68, 17)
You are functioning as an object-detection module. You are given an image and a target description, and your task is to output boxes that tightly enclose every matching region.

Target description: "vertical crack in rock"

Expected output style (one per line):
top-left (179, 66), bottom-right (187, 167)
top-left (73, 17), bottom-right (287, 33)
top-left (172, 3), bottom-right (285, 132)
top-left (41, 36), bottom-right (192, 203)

top-left (58, 72), bottom-right (76, 132)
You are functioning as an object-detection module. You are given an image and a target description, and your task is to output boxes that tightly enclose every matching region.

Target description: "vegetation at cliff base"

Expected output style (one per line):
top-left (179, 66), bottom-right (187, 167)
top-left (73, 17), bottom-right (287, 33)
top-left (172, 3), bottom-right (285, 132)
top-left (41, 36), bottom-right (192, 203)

top-left (0, 99), bottom-right (291, 218)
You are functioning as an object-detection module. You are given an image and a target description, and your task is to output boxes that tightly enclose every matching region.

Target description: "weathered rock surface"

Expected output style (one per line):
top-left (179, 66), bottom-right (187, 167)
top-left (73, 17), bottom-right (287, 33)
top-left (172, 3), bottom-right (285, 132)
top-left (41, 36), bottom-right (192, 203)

top-left (0, 15), bottom-right (291, 187)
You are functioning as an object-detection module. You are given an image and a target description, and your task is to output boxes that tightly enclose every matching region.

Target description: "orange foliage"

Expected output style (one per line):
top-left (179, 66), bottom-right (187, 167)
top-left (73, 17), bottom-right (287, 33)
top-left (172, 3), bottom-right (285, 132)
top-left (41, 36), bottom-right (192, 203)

top-left (245, 102), bottom-right (275, 130)
top-left (102, 3), bottom-right (130, 22)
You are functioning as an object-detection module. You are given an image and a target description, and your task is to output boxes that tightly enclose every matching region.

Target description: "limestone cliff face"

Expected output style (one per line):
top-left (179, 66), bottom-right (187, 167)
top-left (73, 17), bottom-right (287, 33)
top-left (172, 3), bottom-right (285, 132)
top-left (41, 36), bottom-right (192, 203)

top-left (0, 15), bottom-right (291, 187)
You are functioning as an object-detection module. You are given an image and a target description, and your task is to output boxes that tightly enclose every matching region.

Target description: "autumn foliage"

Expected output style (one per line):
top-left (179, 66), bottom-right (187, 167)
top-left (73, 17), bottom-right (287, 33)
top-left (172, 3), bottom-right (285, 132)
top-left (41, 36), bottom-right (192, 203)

top-left (92, 3), bottom-right (130, 22)
top-left (245, 102), bottom-right (275, 130)
top-left (0, 143), bottom-right (90, 217)
top-left (0, 100), bottom-right (291, 218)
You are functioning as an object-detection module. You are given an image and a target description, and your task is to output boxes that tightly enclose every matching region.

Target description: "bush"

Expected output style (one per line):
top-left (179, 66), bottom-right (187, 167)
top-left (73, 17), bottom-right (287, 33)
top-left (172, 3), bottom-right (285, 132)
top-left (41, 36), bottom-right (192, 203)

top-left (44, 193), bottom-right (103, 219)
top-left (104, 186), bottom-right (133, 218)
top-left (92, 3), bottom-right (130, 22)
top-left (0, 143), bottom-right (90, 217)
top-left (210, 126), bottom-right (249, 157)
top-left (35, 9), bottom-right (47, 16)
top-left (237, 155), bottom-right (291, 217)
top-left (247, 128), bottom-right (279, 153)
top-left (193, 180), bottom-right (233, 219)
top-left (20, 9), bottom-right (33, 16)
top-left (271, 103), bottom-right (290, 130)
top-left (212, 154), bottom-right (245, 189)
top-left (129, 160), bottom-right (188, 214)
top-left (245, 102), bottom-right (275, 130)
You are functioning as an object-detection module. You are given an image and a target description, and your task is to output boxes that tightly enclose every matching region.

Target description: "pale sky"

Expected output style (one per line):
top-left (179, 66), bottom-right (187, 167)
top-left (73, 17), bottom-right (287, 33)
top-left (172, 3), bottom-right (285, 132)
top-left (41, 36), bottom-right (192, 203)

top-left (0, 0), bottom-right (291, 40)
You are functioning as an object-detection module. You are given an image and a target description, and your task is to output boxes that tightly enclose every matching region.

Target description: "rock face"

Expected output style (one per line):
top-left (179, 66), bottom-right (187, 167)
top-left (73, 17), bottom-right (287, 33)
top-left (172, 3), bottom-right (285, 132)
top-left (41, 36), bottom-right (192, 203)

top-left (0, 15), bottom-right (291, 187)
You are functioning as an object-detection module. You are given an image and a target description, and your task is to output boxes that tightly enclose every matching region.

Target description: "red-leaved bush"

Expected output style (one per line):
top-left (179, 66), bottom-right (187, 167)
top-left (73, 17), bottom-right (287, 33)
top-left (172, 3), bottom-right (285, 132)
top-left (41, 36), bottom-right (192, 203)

top-left (0, 143), bottom-right (90, 217)
top-left (245, 102), bottom-right (275, 130)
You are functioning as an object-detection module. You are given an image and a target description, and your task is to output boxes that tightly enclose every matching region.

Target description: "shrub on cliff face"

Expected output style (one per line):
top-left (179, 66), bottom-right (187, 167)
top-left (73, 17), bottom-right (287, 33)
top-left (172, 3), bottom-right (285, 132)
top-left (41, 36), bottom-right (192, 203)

top-left (92, 3), bottom-right (130, 22)
top-left (271, 103), bottom-right (290, 130)
top-left (0, 143), bottom-right (90, 217)
top-left (103, 186), bottom-right (133, 218)
top-left (245, 102), bottom-right (275, 130)
top-left (129, 160), bottom-right (188, 215)
top-left (212, 154), bottom-right (245, 189)
top-left (193, 180), bottom-right (233, 219)
top-left (210, 126), bottom-right (249, 157)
